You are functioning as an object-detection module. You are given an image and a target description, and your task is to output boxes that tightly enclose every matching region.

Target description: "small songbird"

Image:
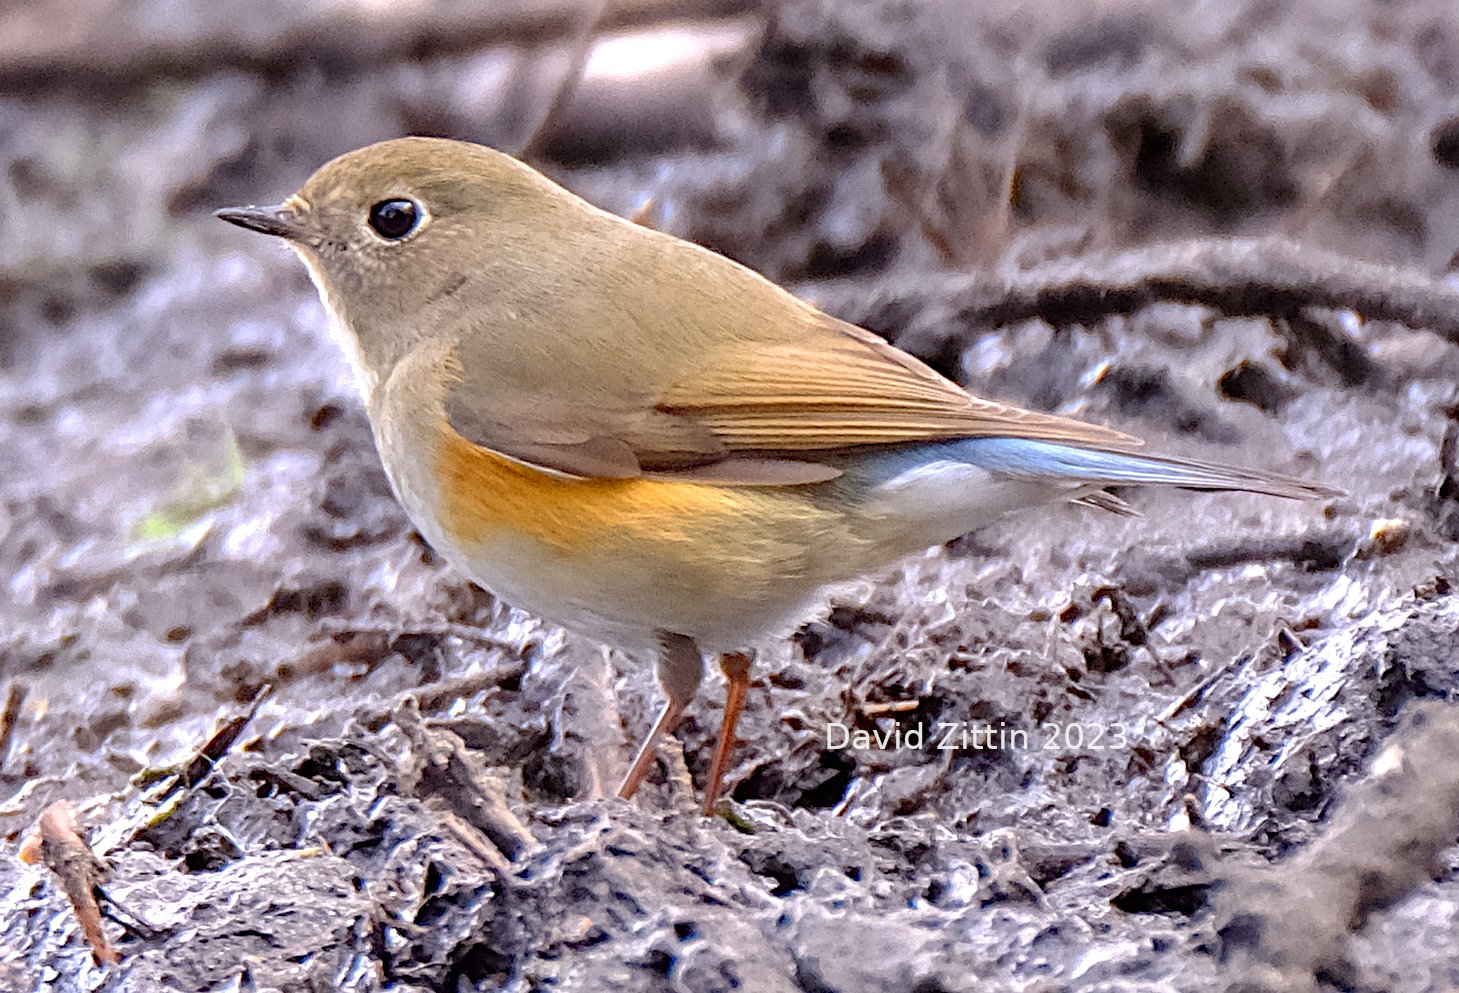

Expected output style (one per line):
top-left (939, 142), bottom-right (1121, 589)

top-left (217, 137), bottom-right (1337, 814)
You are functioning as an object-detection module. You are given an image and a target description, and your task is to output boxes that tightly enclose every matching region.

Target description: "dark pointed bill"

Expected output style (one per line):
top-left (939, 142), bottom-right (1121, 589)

top-left (214, 204), bottom-right (303, 240)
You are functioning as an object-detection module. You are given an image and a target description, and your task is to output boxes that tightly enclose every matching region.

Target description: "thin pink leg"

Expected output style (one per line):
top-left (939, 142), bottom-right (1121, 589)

top-left (616, 632), bottom-right (703, 800)
top-left (701, 652), bottom-right (752, 815)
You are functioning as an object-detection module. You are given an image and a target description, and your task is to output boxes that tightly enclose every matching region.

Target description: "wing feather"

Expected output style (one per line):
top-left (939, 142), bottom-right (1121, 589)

top-left (442, 303), bottom-right (1140, 484)
top-left (654, 314), bottom-right (1140, 453)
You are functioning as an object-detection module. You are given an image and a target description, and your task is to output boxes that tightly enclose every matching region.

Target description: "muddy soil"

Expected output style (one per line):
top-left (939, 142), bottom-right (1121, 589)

top-left (5, 1), bottom-right (1459, 991)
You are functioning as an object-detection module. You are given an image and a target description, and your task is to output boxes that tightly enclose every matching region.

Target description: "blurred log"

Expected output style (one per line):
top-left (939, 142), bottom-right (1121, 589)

top-left (0, 0), bottom-right (757, 88)
top-left (1214, 700), bottom-right (1459, 991)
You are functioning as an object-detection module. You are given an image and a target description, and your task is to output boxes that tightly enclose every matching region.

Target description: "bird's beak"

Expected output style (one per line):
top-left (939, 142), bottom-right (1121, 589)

top-left (214, 203), bottom-right (305, 241)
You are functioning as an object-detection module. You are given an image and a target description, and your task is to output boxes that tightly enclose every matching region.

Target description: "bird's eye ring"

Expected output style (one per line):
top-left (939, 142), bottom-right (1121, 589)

top-left (367, 198), bottom-right (422, 241)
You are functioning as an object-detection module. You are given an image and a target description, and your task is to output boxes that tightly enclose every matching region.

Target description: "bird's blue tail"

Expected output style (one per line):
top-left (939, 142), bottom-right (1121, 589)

top-left (948, 438), bottom-right (1338, 500)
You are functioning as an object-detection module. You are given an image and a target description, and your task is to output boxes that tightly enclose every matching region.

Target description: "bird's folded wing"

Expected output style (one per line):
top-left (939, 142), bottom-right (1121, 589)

top-left (656, 318), bottom-right (1138, 452)
top-left (442, 313), bottom-right (1141, 486)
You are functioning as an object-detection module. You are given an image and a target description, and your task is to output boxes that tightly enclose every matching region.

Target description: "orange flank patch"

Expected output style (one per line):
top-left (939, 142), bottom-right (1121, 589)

top-left (431, 417), bottom-right (791, 557)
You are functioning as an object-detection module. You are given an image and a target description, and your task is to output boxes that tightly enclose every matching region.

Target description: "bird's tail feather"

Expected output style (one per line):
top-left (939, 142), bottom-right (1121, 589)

top-left (961, 438), bottom-right (1340, 501)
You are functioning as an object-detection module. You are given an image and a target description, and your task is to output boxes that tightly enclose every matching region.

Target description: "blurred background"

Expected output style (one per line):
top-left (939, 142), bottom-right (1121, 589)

top-left (8, 0), bottom-right (1459, 302)
top-left (6, 1), bottom-right (1459, 990)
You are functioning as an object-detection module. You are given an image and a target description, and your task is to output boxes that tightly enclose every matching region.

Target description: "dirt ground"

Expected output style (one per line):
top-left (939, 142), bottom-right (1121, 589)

top-left (6, 0), bottom-right (1459, 990)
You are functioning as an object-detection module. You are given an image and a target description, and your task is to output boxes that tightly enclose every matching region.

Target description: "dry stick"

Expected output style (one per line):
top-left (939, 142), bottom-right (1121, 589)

top-left (137, 684), bottom-right (275, 826)
top-left (881, 160), bottom-right (966, 268)
top-left (442, 811), bottom-right (514, 877)
top-left (19, 801), bottom-right (121, 966)
top-left (0, 682), bottom-right (27, 772)
top-left (882, 99), bottom-right (1021, 269)
top-left (257, 621), bottom-right (530, 696)
top-left (313, 619), bottom-right (530, 658)
top-left (397, 706), bottom-right (540, 856)
top-left (179, 683), bottom-right (273, 789)
top-left (516, 0), bottom-right (613, 162)
top-left (946, 238), bottom-right (1459, 340)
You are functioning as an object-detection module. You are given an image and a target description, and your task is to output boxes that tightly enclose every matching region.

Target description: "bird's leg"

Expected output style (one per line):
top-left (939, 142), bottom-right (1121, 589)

top-left (617, 632), bottom-right (703, 800)
top-left (701, 652), bottom-right (752, 815)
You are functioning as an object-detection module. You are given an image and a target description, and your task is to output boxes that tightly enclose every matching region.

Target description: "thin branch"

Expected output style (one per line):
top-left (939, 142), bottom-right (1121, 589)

top-left (517, 0), bottom-right (613, 161)
top-left (951, 238), bottom-right (1459, 340)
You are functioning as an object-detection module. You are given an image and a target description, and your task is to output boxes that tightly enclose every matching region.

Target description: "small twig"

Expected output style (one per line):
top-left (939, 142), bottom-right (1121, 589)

top-left (255, 621), bottom-right (530, 696)
top-left (19, 801), bottom-right (121, 965)
top-left (442, 811), bottom-right (514, 876)
top-left (1157, 653), bottom-right (1245, 723)
top-left (880, 95), bottom-right (1020, 269)
top-left (517, 0), bottom-right (613, 161)
top-left (180, 683), bottom-right (273, 789)
top-left (0, 682), bottom-right (27, 773)
top-left (657, 732), bottom-right (698, 813)
top-left (136, 685), bottom-right (274, 831)
top-left (313, 619), bottom-right (529, 658)
top-left (395, 707), bottom-right (539, 857)
top-left (861, 699), bottom-right (920, 717)
top-left (401, 665), bottom-right (532, 716)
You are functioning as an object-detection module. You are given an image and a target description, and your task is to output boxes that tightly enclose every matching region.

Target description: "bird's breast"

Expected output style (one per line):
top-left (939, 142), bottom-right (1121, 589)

top-left (415, 416), bottom-right (861, 645)
top-left (431, 418), bottom-right (751, 555)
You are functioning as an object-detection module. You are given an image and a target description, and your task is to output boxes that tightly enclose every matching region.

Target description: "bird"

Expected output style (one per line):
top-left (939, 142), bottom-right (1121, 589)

top-left (216, 136), bottom-right (1338, 815)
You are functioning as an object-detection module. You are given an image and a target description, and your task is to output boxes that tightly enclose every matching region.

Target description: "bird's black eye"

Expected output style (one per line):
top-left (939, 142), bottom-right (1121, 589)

top-left (367, 198), bottom-right (421, 240)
